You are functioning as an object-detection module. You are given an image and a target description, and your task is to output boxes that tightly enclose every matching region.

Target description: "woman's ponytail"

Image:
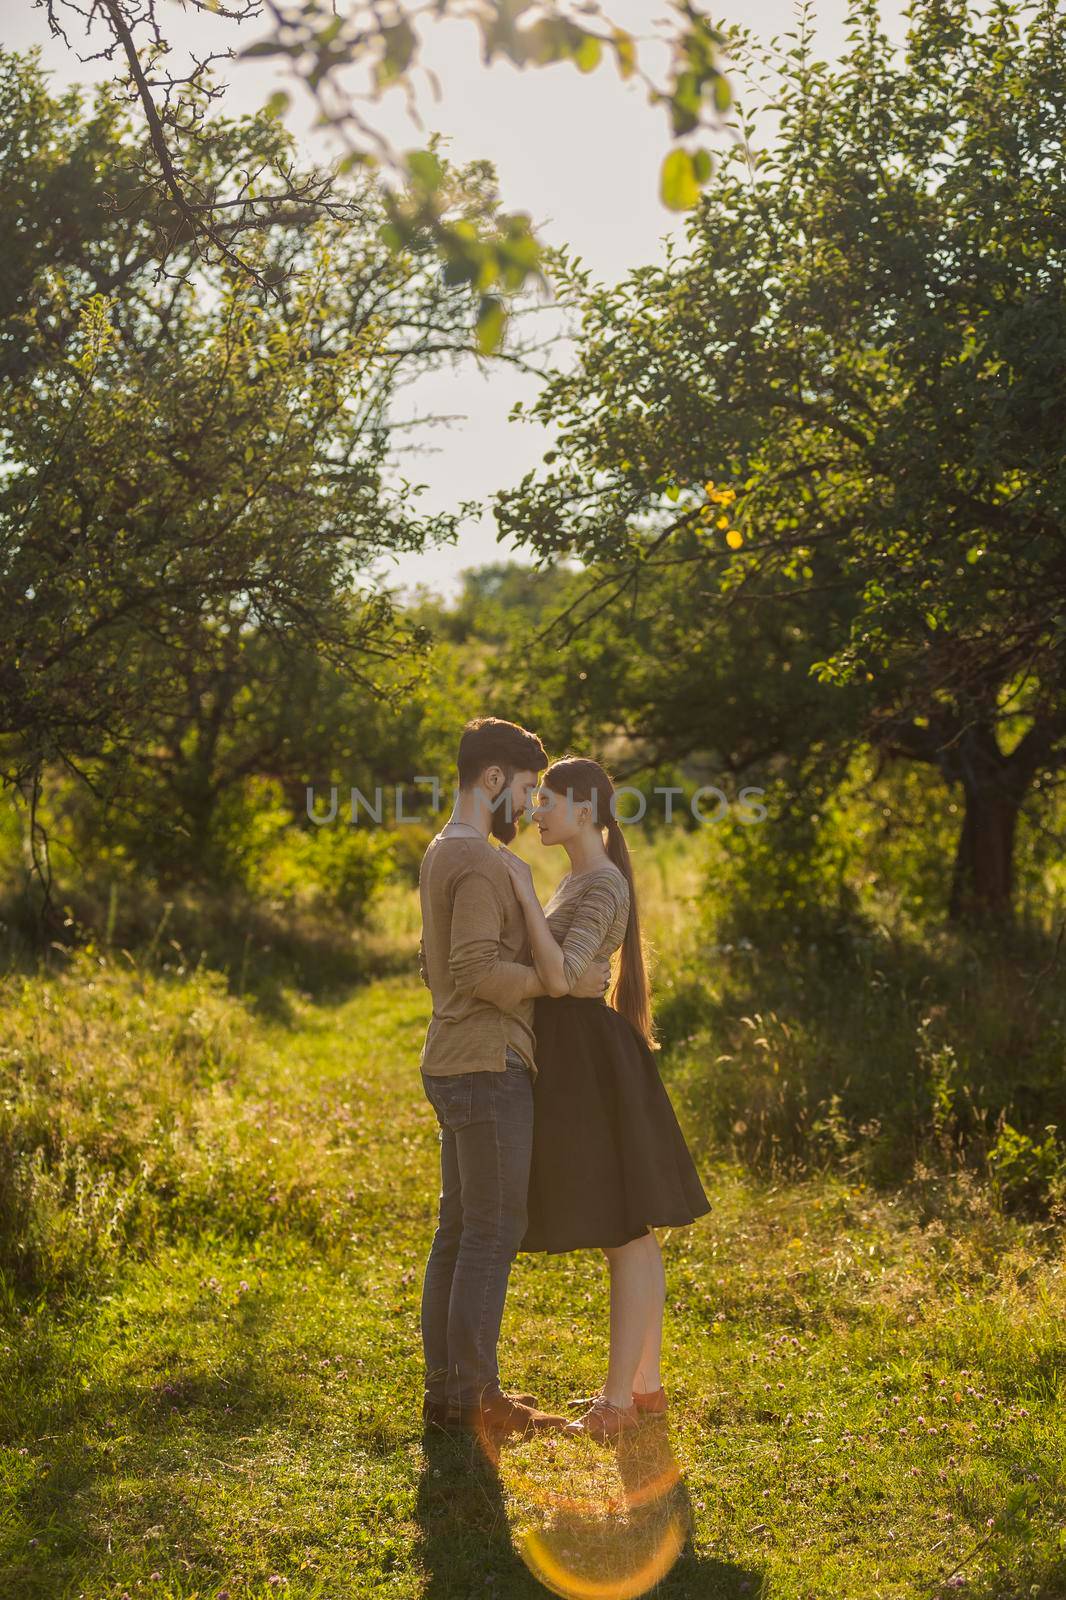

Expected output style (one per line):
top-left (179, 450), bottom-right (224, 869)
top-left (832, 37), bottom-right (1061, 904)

top-left (604, 812), bottom-right (656, 1050)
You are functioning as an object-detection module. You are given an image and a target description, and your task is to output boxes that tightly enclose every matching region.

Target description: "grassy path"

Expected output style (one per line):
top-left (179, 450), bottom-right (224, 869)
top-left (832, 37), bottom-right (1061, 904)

top-left (2, 973), bottom-right (1064, 1599)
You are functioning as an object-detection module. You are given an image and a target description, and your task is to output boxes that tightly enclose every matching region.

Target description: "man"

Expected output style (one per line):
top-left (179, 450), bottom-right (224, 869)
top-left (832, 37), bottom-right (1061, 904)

top-left (417, 716), bottom-right (612, 1441)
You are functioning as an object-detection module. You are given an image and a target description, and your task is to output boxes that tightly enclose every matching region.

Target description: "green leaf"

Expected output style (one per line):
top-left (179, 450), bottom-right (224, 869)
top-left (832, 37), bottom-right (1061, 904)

top-left (442, 257), bottom-right (478, 287)
top-left (613, 29), bottom-right (637, 80)
top-left (337, 150), bottom-right (377, 174)
top-left (405, 148), bottom-right (444, 192)
top-left (239, 40), bottom-right (285, 59)
top-left (573, 33), bottom-right (602, 73)
top-left (660, 148), bottom-right (702, 211)
top-left (475, 295), bottom-right (506, 355)
top-left (523, 18), bottom-right (567, 65)
top-left (382, 19), bottom-right (416, 74)
top-left (262, 90), bottom-right (290, 121)
top-left (475, 249), bottom-right (499, 292)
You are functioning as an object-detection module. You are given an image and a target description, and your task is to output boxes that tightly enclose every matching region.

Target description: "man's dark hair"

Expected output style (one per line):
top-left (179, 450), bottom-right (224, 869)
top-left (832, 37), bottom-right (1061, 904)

top-left (456, 717), bottom-right (547, 790)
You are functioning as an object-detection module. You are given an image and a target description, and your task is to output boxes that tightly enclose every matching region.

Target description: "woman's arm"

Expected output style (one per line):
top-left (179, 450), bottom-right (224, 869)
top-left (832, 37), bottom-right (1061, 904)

top-left (555, 873), bottom-right (629, 991)
top-left (498, 851), bottom-right (627, 997)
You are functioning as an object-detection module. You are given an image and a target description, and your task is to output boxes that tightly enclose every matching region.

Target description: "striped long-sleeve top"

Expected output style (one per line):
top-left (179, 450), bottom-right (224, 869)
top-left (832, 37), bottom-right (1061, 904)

top-left (544, 862), bottom-right (631, 990)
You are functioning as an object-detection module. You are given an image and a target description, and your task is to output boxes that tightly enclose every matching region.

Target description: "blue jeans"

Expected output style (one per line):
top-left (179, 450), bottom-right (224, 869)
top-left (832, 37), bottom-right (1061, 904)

top-left (419, 1047), bottom-right (534, 1411)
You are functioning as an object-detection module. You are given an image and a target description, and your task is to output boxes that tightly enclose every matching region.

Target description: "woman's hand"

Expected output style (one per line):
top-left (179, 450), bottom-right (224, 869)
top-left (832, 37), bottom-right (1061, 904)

top-left (572, 958), bottom-right (612, 999)
top-left (496, 844), bottom-right (538, 905)
top-left (497, 842), bottom-right (577, 998)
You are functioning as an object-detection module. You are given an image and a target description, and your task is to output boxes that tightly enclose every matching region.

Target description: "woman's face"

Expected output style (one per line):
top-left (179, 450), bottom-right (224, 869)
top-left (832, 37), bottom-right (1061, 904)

top-left (533, 784), bottom-right (591, 847)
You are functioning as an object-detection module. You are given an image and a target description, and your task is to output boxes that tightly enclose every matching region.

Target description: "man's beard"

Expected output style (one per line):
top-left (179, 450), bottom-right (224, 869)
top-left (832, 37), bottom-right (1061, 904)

top-left (490, 805), bottom-right (518, 846)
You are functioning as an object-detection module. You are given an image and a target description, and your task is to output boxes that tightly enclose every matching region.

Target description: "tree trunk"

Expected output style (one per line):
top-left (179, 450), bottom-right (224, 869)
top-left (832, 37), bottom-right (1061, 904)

top-left (948, 778), bottom-right (1019, 925)
top-left (879, 702), bottom-right (1064, 930)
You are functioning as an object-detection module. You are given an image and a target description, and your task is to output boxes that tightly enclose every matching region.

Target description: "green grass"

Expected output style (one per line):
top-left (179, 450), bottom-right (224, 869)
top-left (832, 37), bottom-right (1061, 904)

top-left (2, 942), bottom-right (1064, 1600)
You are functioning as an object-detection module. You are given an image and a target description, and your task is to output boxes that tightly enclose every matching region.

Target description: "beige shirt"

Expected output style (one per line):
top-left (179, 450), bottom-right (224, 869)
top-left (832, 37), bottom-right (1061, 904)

top-left (417, 832), bottom-right (537, 1077)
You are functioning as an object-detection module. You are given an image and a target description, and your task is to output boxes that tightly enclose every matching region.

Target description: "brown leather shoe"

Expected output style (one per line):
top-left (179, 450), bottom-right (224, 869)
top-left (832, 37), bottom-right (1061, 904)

top-left (422, 1396), bottom-right (451, 1429)
top-left (453, 1393), bottom-right (568, 1438)
top-left (422, 1388), bottom-right (537, 1429)
top-left (566, 1384), bottom-right (669, 1417)
top-left (631, 1384), bottom-right (669, 1415)
top-left (563, 1395), bottom-right (641, 1443)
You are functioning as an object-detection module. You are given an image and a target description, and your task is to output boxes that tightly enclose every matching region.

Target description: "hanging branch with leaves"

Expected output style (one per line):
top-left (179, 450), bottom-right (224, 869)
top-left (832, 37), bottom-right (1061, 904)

top-left (38, 0), bottom-right (736, 345)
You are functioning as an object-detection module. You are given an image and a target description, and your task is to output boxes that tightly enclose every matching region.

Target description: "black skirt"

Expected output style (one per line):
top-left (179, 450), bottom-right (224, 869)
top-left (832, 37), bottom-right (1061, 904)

top-left (519, 994), bottom-right (712, 1253)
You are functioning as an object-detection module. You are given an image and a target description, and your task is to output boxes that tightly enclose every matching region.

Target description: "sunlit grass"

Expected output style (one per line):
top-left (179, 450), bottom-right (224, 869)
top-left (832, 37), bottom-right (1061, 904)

top-left (1, 947), bottom-right (1063, 1598)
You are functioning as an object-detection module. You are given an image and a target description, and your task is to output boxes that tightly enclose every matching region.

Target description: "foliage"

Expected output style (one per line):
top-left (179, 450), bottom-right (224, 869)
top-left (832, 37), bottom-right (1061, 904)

top-left (987, 1121), bottom-right (1064, 1213)
top-left (39, 0), bottom-right (735, 342)
top-left (658, 888), bottom-right (1066, 1210)
top-left (407, 560), bottom-right (580, 646)
top-left (493, 0), bottom-right (1066, 924)
top-left (0, 51), bottom-right (498, 918)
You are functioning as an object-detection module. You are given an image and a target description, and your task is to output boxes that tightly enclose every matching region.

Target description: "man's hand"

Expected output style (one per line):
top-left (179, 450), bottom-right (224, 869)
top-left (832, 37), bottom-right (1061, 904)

top-left (571, 958), bottom-right (612, 999)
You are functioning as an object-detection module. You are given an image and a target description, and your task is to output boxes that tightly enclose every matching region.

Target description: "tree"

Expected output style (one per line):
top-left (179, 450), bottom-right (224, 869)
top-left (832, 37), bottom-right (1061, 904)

top-left (407, 559), bottom-right (579, 644)
top-left (0, 50), bottom-right (489, 918)
top-left (60, 631), bottom-right (476, 890)
top-left (495, 0), bottom-right (1066, 926)
top-left (0, 45), bottom-right (367, 383)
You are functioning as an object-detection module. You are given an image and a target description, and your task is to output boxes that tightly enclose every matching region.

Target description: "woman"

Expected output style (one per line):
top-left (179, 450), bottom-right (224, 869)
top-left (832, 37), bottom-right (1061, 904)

top-left (497, 756), bottom-right (711, 1443)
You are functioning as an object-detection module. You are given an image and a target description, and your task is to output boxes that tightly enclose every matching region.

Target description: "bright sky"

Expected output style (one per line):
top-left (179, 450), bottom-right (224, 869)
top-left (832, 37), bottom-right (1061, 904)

top-left (11, 1), bottom-right (905, 601)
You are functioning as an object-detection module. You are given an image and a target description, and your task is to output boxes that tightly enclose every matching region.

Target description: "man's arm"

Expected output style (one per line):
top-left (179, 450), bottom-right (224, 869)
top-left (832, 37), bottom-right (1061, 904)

top-left (448, 868), bottom-right (610, 1007)
top-left (448, 867), bottom-right (548, 1009)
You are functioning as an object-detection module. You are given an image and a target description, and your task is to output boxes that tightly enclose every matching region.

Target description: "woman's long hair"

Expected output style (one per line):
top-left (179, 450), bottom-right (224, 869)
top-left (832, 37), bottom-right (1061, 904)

top-left (541, 757), bottom-right (656, 1049)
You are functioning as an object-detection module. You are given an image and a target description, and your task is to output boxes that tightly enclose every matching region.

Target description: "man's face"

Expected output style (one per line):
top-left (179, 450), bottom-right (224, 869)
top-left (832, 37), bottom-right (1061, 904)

top-left (484, 766), bottom-right (540, 845)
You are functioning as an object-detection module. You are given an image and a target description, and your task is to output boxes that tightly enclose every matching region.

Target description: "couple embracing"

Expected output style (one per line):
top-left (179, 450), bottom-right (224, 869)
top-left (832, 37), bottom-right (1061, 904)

top-left (417, 717), bottom-right (710, 1447)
